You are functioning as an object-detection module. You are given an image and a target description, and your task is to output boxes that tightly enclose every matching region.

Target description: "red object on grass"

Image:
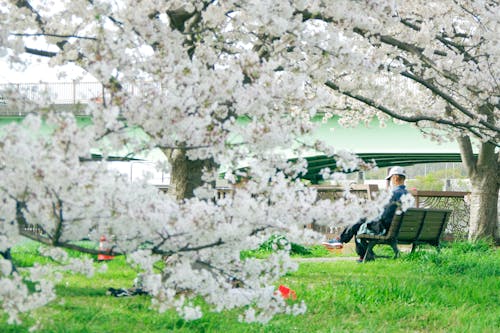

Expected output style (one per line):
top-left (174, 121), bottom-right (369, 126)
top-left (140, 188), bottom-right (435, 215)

top-left (97, 235), bottom-right (115, 261)
top-left (278, 285), bottom-right (297, 300)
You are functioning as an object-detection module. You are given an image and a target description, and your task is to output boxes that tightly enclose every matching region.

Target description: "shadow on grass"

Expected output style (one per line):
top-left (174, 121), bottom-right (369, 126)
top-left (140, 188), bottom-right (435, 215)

top-left (55, 285), bottom-right (111, 297)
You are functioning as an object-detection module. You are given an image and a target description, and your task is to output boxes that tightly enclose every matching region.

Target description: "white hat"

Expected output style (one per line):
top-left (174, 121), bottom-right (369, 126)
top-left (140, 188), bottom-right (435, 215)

top-left (385, 166), bottom-right (407, 180)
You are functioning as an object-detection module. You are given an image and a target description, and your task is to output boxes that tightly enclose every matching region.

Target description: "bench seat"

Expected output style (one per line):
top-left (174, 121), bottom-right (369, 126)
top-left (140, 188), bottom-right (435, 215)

top-left (357, 207), bottom-right (452, 262)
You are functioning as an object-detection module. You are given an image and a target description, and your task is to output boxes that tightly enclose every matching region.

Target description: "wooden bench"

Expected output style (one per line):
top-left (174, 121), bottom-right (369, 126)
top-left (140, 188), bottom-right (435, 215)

top-left (356, 207), bottom-right (452, 262)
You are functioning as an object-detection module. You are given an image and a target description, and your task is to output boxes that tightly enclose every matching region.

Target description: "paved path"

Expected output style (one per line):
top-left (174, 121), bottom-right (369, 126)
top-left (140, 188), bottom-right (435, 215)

top-left (292, 256), bottom-right (359, 262)
top-left (295, 242), bottom-right (361, 262)
top-left (292, 241), bottom-right (414, 262)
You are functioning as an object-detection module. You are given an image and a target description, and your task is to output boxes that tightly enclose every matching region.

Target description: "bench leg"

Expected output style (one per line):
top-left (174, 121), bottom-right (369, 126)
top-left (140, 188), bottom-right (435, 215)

top-left (411, 243), bottom-right (417, 253)
top-left (390, 241), bottom-right (400, 258)
top-left (362, 241), bottom-right (377, 262)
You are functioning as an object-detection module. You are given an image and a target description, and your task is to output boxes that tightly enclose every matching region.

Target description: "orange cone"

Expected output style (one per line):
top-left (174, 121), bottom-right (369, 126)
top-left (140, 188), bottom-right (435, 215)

top-left (278, 285), bottom-right (297, 300)
top-left (97, 235), bottom-right (115, 261)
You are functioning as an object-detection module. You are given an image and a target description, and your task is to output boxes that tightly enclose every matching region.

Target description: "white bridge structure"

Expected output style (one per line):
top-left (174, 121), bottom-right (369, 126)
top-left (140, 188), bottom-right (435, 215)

top-left (1, 81), bottom-right (104, 104)
top-left (0, 81), bottom-right (159, 115)
top-left (0, 81), bottom-right (170, 185)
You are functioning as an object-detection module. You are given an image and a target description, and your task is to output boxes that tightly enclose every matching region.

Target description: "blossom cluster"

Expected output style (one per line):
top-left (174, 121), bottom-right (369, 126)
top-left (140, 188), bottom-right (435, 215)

top-left (1, 0), bottom-right (496, 326)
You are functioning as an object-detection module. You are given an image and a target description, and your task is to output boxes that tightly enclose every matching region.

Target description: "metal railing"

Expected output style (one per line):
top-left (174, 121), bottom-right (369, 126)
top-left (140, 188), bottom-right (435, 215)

top-left (310, 187), bottom-right (471, 240)
top-left (0, 81), bottom-right (162, 115)
top-left (410, 190), bottom-right (470, 239)
top-left (0, 82), bottom-right (104, 105)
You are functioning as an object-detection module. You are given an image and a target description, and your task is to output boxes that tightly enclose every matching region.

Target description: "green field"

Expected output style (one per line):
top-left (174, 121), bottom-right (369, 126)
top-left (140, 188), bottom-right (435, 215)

top-left (1, 241), bottom-right (499, 333)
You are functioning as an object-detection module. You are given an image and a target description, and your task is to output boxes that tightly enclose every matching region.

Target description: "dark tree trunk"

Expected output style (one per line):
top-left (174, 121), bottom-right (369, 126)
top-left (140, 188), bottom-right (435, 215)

top-left (164, 148), bottom-right (218, 201)
top-left (458, 137), bottom-right (500, 243)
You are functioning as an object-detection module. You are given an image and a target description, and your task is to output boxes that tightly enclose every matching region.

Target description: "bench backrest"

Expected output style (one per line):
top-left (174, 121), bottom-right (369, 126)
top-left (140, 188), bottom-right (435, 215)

top-left (389, 208), bottom-right (452, 245)
top-left (313, 184), bottom-right (379, 201)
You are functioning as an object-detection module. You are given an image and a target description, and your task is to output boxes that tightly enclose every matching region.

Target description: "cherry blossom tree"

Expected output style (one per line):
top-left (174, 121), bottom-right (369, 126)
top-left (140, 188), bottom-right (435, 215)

top-left (0, 0), bottom-right (497, 326)
top-left (314, 0), bottom-right (499, 242)
top-left (0, 0), bottom-right (385, 325)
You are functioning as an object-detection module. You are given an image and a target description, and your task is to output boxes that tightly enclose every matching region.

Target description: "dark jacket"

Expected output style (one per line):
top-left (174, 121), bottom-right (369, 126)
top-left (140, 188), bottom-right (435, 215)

top-left (379, 185), bottom-right (408, 229)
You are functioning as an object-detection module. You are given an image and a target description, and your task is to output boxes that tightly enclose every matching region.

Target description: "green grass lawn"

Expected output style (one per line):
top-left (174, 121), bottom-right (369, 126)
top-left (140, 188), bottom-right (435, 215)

top-left (1, 241), bottom-right (499, 332)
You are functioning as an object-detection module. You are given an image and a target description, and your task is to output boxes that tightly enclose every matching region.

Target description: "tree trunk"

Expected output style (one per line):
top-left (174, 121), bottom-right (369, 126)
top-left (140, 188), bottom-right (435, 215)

top-left (457, 136), bottom-right (500, 243)
top-left (468, 180), bottom-right (499, 242)
top-left (163, 148), bottom-right (218, 201)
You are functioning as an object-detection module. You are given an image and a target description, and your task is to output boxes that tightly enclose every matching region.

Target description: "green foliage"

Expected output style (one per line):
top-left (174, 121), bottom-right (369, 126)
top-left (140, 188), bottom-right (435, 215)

top-left (407, 174), bottom-right (442, 190)
top-left (407, 168), bottom-right (466, 191)
top-left (9, 241), bottom-right (52, 267)
top-left (258, 235), bottom-right (290, 252)
top-left (244, 235), bottom-right (341, 258)
top-left (447, 239), bottom-right (493, 254)
top-left (404, 241), bottom-right (498, 278)
top-left (364, 167), bottom-right (388, 179)
top-left (10, 240), bottom-right (98, 268)
top-left (290, 242), bottom-right (313, 256)
top-left (241, 235), bottom-right (313, 258)
top-left (2, 241), bottom-right (499, 332)
top-left (297, 245), bottom-right (331, 258)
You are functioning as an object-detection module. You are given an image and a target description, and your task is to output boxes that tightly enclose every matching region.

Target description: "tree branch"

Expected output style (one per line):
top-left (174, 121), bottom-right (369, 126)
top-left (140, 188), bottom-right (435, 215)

top-left (477, 141), bottom-right (498, 168)
top-left (325, 80), bottom-right (499, 143)
top-left (176, 238), bottom-right (224, 254)
top-left (12, 32), bottom-right (96, 41)
top-left (400, 16), bottom-right (479, 64)
top-left (457, 135), bottom-right (476, 176)
top-left (24, 47), bottom-right (57, 58)
top-left (15, 0), bottom-right (44, 31)
top-left (400, 71), bottom-right (500, 134)
top-left (353, 28), bottom-right (454, 81)
top-left (19, 224), bottom-right (229, 258)
top-left (400, 18), bottom-right (421, 31)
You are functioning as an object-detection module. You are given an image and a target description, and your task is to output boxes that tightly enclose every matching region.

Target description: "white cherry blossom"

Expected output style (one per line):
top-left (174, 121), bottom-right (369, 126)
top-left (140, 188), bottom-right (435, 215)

top-left (0, 0), bottom-right (497, 325)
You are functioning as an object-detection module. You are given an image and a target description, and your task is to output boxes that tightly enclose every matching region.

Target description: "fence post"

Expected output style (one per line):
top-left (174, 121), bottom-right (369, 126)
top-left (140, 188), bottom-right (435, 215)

top-left (73, 80), bottom-right (76, 104)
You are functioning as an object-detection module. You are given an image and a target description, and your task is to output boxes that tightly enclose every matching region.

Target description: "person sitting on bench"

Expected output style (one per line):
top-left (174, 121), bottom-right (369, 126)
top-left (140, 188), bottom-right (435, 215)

top-left (324, 166), bottom-right (409, 261)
